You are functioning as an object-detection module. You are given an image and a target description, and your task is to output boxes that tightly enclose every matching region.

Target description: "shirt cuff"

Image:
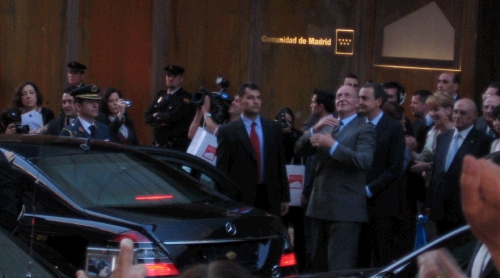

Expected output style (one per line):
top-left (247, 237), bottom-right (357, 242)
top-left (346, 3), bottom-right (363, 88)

top-left (329, 142), bottom-right (339, 156)
top-left (366, 186), bottom-right (373, 198)
top-left (310, 127), bottom-right (314, 135)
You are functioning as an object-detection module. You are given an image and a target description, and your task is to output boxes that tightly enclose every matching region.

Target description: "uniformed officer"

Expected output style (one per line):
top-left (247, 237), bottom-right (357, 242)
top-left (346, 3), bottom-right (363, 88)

top-left (145, 65), bottom-right (196, 151)
top-left (67, 61), bottom-right (87, 88)
top-left (60, 85), bottom-right (111, 141)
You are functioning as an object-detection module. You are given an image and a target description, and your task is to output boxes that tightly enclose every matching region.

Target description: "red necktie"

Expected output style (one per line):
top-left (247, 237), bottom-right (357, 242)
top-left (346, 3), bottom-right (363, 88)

top-left (250, 122), bottom-right (261, 182)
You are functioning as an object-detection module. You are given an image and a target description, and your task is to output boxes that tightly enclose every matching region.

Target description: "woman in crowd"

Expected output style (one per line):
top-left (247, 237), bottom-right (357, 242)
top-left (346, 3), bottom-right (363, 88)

top-left (99, 87), bottom-right (139, 145)
top-left (410, 91), bottom-right (455, 176)
top-left (11, 81), bottom-right (55, 133)
top-left (275, 107), bottom-right (303, 164)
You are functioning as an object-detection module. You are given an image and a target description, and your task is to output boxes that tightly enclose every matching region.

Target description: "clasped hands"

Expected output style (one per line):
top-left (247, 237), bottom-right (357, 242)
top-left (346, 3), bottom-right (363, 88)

top-left (309, 115), bottom-right (339, 148)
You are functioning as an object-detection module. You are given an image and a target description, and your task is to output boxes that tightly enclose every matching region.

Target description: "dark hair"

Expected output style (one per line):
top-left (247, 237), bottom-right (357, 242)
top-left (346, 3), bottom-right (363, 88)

top-left (238, 82), bottom-right (260, 98)
top-left (177, 260), bottom-right (254, 278)
top-left (64, 86), bottom-right (76, 95)
top-left (412, 90), bottom-right (433, 104)
top-left (382, 102), bottom-right (403, 122)
top-left (12, 81), bottom-right (44, 108)
top-left (100, 87), bottom-right (124, 115)
top-left (492, 105), bottom-right (500, 121)
top-left (363, 82), bottom-right (388, 107)
top-left (453, 73), bottom-right (460, 85)
top-left (313, 89), bottom-right (335, 113)
top-left (381, 81), bottom-right (405, 104)
top-left (487, 82), bottom-right (500, 96)
top-left (275, 107), bottom-right (295, 126)
top-left (345, 73), bottom-right (358, 80)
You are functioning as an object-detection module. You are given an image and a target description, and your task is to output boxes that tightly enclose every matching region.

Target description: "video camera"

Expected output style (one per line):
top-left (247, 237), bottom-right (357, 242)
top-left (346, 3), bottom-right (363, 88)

top-left (191, 75), bottom-right (234, 124)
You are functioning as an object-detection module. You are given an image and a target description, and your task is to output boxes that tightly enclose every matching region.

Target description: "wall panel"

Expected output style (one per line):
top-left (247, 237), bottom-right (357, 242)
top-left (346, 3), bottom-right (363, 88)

top-left (0, 0), bottom-right (66, 113)
top-left (78, 0), bottom-right (153, 144)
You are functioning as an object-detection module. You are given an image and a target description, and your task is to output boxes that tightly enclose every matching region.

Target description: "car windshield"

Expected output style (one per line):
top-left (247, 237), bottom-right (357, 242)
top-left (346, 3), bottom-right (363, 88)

top-left (30, 151), bottom-right (222, 208)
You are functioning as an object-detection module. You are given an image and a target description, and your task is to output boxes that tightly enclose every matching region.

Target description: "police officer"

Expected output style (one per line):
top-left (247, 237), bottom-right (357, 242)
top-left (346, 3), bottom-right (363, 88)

top-left (67, 61), bottom-right (86, 88)
top-left (145, 65), bottom-right (196, 151)
top-left (60, 85), bottom-right (111, 141)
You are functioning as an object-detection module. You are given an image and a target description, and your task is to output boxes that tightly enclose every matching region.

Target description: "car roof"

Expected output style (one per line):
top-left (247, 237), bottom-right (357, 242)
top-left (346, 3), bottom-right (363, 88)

top-left (0, 134), bottom-right (139, 158)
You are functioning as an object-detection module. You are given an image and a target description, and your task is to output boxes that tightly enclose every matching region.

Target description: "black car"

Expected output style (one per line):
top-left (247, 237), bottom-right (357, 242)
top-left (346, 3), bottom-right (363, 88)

top-left (0, 135), bottom-right (297, 277)
top-left (135, 146), bottom-right (241, 201)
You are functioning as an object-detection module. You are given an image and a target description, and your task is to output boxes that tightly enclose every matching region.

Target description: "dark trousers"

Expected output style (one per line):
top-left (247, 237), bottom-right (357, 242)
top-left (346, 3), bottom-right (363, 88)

top-left (368, 216), bottom-right (406, 267)
top-left (310, 218), bottom-right (361, 272)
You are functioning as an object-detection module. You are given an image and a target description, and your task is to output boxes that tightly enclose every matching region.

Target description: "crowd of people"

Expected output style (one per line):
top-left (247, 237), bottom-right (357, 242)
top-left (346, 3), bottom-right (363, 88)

top-left (3, 61), bottom-right (500, 277)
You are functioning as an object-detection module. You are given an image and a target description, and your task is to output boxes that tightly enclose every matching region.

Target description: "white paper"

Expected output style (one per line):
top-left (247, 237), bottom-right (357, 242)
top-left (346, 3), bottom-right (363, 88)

top-left (21, 110), bottom-right (43, 130)
top-left (286, 165), bottom-right (305, 206)
top-left (187, 127), bottom-right (218, 166)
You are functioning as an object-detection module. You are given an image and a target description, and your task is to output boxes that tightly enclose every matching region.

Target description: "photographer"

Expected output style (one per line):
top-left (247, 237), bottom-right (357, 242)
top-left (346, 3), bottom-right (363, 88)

top-left (188, 95), bottom-right (241, 139)
top-left (0, 107), bottom-right (27, 134)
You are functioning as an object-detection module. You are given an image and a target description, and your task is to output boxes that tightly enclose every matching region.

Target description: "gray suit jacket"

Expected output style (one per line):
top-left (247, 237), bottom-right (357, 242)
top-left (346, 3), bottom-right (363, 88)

top-left (295, 115), bottom-right (376, 222)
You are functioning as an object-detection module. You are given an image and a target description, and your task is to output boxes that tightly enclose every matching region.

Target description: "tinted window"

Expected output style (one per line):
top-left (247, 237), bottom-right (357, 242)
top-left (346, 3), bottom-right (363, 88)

top-left (31, 152), bottom-right (222, 208)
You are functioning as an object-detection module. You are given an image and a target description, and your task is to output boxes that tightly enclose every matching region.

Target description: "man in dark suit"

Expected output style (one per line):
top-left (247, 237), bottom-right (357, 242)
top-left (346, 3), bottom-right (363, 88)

top-left (295, 85), bottom-right (376, 272)
top-left (474, 94), bottom-right (500, 138)
top-left (437, 72), bottom-right (460, 100)
top-left (409, 90), bottom-right (434, 152)
top-left (67, 61), bottom-right (86, 88)
top-left (425, 98), bottom-right (492, 235)
top-left (358, 82), bottom-right (406, 267)
top-left (40, 86), bottom-right (78, 135)
top-left (216, 82), bottom-right (290, 217)
top-left (60, 85), bottom-right (111, 141)
top-left (145, 65), bottom-right (196, 151)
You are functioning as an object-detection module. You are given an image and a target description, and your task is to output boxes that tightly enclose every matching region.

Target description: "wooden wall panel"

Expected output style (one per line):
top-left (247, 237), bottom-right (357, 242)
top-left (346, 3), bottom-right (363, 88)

top-left (260, 0), bottom-right (359, 123)
top-left (0, 0), bottom-right (66, 114)
top-left (164, 0), bottom-right (252, 96)
top-left (78, 0), bottom-right (153, 144)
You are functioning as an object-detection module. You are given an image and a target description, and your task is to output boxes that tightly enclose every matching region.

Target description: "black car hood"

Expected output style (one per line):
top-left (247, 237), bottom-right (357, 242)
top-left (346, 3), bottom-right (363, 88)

top-left (86, 203), bottom-right (284, 242)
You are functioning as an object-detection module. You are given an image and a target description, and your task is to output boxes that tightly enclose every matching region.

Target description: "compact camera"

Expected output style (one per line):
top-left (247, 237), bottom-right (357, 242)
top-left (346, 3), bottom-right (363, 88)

top-left (124, 100), bottom-right (132, 108)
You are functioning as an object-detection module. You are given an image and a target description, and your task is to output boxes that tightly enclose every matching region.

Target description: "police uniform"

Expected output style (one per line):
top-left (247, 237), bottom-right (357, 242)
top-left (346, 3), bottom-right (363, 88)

top-left (67, 61), bottom-right (86, 88)
top-left (59, 85), bottom-right (111, 141)
top-left (145, 65), bottom-right (196, 151)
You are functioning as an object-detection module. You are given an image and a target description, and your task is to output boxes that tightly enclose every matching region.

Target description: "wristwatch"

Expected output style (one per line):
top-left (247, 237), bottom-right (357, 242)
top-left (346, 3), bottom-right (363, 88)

top-left (204, 113), bottom-right (212, 118)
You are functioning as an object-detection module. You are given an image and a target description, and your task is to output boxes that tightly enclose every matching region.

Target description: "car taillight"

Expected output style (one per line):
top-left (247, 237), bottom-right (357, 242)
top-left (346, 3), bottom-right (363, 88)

top-left (113, 230), bottom-right (151, 243)
top-left (279, 252), bottom-right (297, 267)
top-left (145, 263), bottom-right (180, 276)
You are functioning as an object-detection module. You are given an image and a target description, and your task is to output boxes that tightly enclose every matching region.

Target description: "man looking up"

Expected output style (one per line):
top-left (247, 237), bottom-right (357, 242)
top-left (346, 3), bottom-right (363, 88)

top-left (216, 82), bottom-right (290, 217)
top-left (60, 85), bottom-right (111, 141)
top-left (295, 85), bottom-right (376, 272)
top-left (67, 61), bottom-right (86, 88)
top-left (358, 82), bottom-right (406, 266)
top-left (437, 72), bottom-right (460, 100)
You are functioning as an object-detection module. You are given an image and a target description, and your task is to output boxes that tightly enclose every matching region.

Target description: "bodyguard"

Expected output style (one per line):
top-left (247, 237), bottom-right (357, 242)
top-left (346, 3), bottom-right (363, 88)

top-left (145, 65), bottom-right (196, 151)
top-left (60, 85), bottom-right (111, 141)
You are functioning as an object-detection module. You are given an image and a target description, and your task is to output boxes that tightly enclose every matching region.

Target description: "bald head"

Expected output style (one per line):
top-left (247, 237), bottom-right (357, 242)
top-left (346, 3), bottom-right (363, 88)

top-left (453, 98), bottom-right (477, 131)
top-left (335, 85), bottom-right (359, 118)
top-left (483, 95), bottom-right (500, 123)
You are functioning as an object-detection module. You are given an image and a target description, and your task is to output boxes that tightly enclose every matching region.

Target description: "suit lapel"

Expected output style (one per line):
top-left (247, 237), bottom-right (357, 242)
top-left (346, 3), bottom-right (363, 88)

top-left (235, 119), bottom-right (257, 163)
top-left (336, 116), bottom-right (362, 143)
top-left (436, 130), bottom-right (453, 171)
top-left (449, 129), bottom-right (479, 170)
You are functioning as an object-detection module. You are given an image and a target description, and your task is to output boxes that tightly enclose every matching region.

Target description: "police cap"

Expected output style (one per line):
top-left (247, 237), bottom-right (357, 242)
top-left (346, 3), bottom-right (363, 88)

top-left (164, 65), bottom-right (185, 76)
top-left (70, 85), bottom-right (101, 100)
top-left (67, 61), bottom-right (87, 73)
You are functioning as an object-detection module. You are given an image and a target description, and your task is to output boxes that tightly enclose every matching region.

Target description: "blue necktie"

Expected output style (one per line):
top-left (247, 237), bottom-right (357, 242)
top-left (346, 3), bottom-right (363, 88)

top-left (445, 134), bottom-right (461, 171)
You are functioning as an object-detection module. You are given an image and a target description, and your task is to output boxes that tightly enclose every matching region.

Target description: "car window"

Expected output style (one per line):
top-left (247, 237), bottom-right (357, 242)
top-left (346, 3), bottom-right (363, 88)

top-left (30, 152), bottom-right (222, 208)
top-left (0, 228), bottom-right (58, 277)
top-left (200, 172), bottom-right (217, 189)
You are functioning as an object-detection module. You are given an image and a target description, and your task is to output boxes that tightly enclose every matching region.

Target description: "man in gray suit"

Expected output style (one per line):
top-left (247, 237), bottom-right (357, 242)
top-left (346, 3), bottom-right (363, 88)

top-left (295, 85), bottom-right (376, 272)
